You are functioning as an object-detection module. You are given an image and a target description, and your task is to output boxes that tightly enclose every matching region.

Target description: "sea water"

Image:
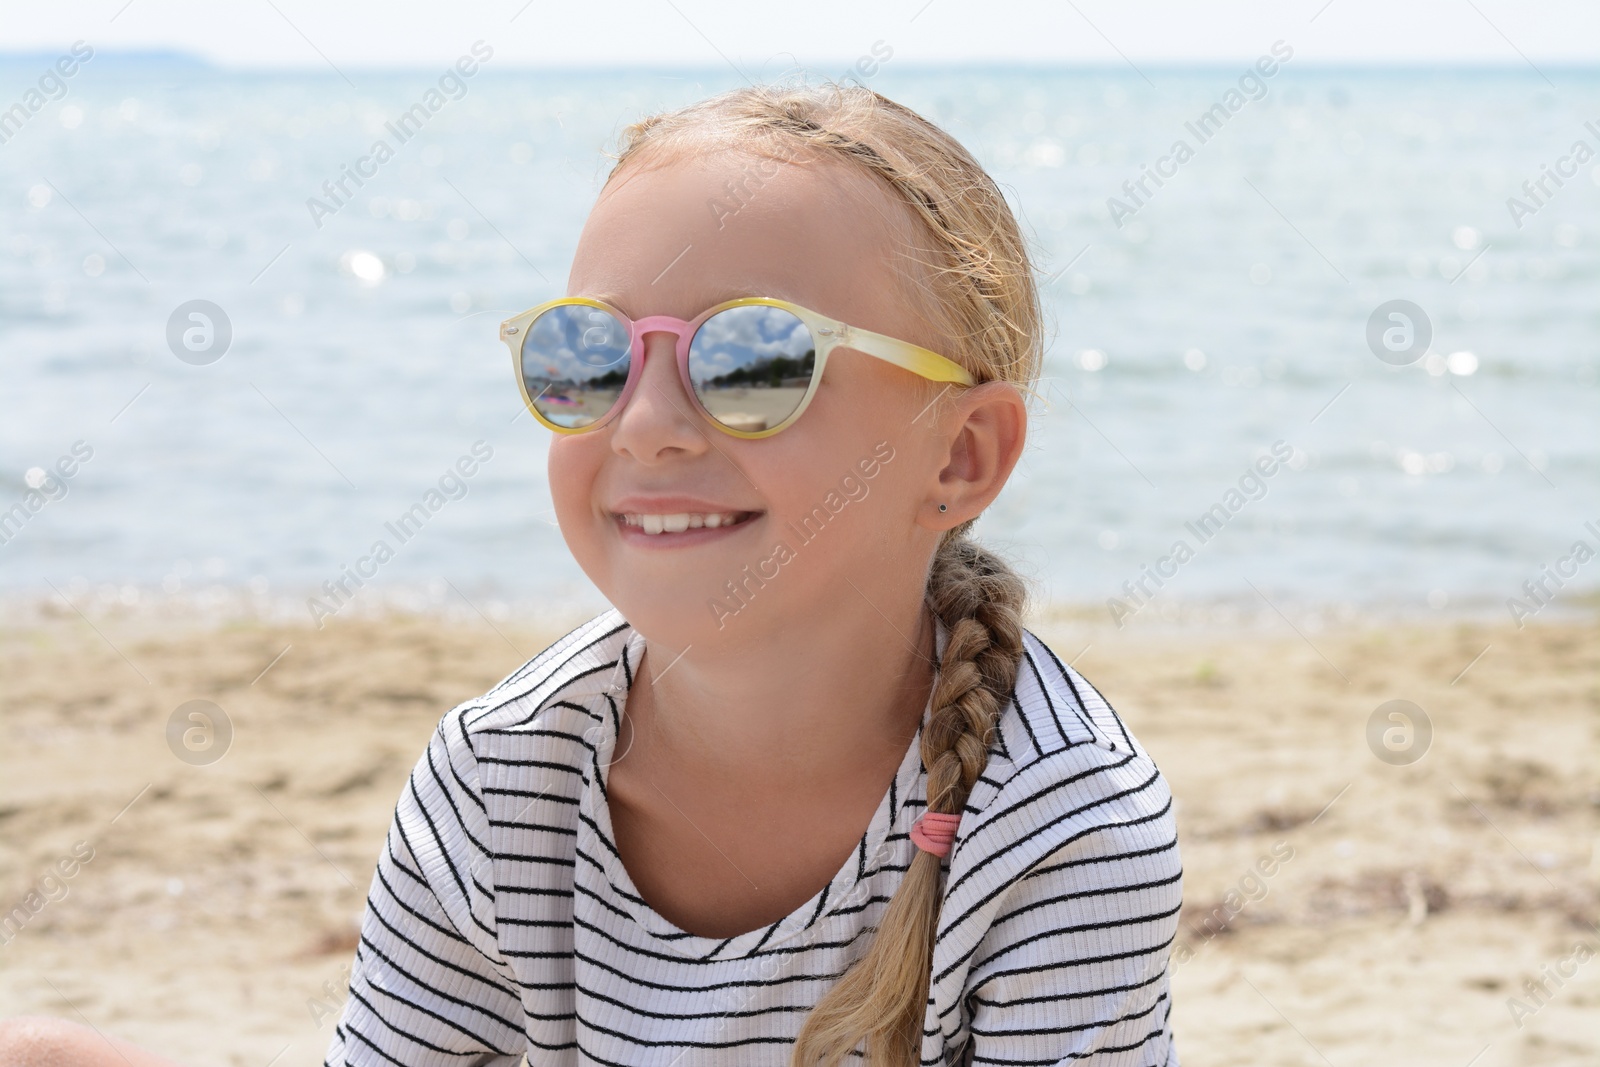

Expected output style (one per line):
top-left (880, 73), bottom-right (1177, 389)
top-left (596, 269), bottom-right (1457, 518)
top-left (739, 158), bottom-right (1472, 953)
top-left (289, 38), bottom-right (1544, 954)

top-left (1, 60), bottom-right (1595, 627)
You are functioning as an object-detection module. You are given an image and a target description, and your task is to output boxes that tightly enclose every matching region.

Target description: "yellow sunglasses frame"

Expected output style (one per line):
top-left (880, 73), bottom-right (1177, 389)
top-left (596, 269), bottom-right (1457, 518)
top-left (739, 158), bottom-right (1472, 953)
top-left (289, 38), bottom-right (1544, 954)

top-left (499, 296), bottom-right (975, 440)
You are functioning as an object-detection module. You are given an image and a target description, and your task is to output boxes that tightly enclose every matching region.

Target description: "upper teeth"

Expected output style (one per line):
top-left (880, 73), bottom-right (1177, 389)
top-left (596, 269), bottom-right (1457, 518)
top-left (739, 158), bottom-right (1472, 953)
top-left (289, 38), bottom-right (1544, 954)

top-left (623, 512), bottom-right (745, 535)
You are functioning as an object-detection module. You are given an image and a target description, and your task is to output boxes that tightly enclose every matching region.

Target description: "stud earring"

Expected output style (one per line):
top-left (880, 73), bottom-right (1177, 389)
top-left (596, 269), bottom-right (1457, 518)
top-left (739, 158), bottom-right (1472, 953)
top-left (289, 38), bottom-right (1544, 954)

top-left (938, 503), bottom-right (948, 513)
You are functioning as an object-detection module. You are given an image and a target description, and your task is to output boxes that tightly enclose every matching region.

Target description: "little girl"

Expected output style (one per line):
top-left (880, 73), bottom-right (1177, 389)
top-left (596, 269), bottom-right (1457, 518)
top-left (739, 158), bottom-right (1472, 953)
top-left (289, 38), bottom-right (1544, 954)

top-left (324, 82), bottom-right (1183, 1066)
top-left (2, 83), bottom-right (1182, 1067)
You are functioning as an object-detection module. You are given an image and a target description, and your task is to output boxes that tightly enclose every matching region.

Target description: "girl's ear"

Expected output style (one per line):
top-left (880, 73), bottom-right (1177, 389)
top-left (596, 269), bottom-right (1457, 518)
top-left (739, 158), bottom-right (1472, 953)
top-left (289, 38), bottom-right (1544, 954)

top-left (919, 381), bottom-right (1027, 531)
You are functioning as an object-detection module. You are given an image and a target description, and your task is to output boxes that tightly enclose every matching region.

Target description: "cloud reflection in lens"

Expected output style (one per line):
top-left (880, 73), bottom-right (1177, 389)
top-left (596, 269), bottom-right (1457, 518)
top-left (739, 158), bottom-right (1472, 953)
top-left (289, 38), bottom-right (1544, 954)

top-left (688, 304), bottom-right (815, 434)
top-left (522, 303), bottom-right (632, 429)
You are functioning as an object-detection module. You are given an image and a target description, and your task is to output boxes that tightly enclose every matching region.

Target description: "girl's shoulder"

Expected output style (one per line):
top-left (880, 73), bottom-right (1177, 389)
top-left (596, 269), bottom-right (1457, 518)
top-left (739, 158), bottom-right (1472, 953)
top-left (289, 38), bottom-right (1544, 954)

top-left (929, 634), bottom-right (1181, 1063)
top-left (479, 608), bottom-right (636, 717)
top-left (942, 627), bottom-right (1176, 892)
top-left (440, 608), bottom-right (637, 746)
top-left (993, 627), bottom-right (1154, 768)
top-left (407, 611), bottom-right (638, 832)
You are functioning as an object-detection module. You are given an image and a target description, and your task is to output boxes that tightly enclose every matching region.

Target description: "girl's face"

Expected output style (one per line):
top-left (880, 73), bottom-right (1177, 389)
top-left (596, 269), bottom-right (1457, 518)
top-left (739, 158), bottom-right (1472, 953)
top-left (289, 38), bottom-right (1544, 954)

top-left (551, 147), bottom-right (955, 650)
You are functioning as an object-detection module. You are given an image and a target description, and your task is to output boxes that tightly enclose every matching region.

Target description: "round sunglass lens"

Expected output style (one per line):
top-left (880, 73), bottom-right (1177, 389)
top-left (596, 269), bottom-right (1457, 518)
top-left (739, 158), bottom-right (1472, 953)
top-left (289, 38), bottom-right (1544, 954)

top-left (519, 304), bottom-right (631, 429)
top-left (687, 305), bottom-right (815, 433)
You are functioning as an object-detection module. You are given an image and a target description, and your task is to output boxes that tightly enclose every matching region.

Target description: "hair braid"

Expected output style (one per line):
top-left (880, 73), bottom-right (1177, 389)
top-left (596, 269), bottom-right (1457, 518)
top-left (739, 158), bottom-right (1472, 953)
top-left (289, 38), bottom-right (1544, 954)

top-left (605, 81), bottom-right (1039, 1066)
top-left (922, 537), bottom-right (1028, 817)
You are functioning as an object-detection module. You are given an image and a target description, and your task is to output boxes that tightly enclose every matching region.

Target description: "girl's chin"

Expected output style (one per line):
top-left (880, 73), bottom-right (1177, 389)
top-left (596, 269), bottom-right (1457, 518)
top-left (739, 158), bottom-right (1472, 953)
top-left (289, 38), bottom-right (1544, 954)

top-left (606, 581), bottom-right (789, 646)
top-left (591, 512), bottom-right (811, 637)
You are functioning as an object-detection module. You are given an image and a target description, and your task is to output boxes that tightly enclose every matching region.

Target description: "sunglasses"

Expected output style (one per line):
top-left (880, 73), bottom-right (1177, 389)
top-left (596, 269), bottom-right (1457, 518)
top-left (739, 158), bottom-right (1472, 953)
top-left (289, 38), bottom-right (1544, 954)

top-left (499, 296), bottom-right (975, 439)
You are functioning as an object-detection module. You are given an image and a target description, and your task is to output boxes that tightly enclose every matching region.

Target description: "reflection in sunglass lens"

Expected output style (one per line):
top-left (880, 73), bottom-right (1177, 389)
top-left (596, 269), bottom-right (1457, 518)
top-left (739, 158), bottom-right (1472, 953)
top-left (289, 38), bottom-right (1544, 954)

top-left (687, 305), bottom-right (816, 433)
top-left (520, 303), bottom-right (631, 429)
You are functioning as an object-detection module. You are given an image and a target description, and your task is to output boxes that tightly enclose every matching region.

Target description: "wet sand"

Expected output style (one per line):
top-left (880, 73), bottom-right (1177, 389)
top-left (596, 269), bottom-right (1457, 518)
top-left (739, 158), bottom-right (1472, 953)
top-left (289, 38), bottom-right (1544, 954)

top-left (1, 610), bottom-right (1595, 1066)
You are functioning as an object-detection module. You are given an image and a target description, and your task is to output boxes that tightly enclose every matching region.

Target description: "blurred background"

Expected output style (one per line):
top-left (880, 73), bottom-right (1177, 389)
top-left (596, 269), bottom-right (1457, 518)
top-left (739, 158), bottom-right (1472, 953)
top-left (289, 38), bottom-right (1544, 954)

top-left (1, 2), bottom-right (1596, 1066)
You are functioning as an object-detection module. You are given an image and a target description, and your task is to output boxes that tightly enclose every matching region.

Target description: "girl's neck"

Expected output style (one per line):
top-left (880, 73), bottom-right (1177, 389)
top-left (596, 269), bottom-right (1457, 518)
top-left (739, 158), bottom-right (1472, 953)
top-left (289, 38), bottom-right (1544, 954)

top-left (626, 596), bottom-right (938, 791)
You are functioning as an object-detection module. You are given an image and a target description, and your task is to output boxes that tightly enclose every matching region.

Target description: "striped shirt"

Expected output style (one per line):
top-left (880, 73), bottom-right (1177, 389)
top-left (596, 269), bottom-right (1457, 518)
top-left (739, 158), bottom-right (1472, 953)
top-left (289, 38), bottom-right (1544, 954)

top-left (326, 611), bottom-right (1182, 1066)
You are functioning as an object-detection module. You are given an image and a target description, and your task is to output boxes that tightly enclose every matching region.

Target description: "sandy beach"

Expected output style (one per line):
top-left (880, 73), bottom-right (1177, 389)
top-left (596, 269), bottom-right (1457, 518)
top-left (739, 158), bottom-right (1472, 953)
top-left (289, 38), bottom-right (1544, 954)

top-left (1, 608), bottom-right (1595, 1066)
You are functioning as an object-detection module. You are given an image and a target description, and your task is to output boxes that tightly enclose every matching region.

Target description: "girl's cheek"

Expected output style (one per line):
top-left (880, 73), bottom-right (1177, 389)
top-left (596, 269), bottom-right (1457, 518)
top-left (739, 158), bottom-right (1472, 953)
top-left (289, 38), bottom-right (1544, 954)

top-left (547, 439), bottom-right (601, 528)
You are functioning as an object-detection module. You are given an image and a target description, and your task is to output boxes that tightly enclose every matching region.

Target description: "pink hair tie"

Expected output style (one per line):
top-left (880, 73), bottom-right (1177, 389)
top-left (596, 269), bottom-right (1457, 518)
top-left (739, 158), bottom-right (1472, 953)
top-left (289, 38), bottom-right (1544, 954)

top-left (909, 812), bottom-right (961, 858)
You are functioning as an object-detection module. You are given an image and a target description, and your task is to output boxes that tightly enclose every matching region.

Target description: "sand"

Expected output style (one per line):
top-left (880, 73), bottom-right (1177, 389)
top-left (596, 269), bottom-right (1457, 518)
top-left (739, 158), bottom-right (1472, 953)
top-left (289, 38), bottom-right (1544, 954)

top-left (1, 609), bottom-right (1595, 1066)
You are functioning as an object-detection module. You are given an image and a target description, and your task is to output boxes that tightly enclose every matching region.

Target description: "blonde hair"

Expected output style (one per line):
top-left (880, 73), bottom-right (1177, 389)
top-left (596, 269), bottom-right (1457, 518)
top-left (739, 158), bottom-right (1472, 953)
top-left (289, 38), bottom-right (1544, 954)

top-left (605, 82), bottom-right (1041, 1066)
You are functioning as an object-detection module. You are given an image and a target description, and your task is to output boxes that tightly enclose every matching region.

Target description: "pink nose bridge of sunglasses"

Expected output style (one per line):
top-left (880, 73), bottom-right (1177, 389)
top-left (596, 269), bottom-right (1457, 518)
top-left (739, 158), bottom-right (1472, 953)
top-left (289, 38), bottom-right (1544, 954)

top-left (630, 315), bottom-right (702, 354)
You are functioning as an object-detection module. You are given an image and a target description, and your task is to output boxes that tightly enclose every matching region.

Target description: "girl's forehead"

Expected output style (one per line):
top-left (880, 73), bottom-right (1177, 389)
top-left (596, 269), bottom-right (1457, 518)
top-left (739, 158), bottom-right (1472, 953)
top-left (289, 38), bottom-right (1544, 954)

top-left (567, 147), bottom-right (926, 324)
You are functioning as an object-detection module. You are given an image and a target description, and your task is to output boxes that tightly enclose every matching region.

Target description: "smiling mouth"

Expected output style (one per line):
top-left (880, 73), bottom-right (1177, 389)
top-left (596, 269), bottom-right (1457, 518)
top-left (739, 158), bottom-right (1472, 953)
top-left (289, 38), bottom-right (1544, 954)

top-left (619, 511), bottom-right (760, 536)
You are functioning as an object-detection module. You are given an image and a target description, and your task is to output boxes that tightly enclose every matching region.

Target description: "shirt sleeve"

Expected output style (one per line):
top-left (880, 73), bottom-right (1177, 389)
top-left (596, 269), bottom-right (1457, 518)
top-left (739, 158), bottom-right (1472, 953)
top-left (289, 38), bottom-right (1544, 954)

top-left (960, 773), bottom-right (1183, 1065)
top-left (325, 713), bottom-right (527, 1067)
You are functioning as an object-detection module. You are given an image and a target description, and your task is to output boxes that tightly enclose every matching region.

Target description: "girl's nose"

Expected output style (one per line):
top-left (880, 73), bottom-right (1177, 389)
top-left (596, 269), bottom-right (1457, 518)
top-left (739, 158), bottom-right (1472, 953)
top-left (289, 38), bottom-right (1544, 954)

top-left (608, 330), bottom-right (710, 463)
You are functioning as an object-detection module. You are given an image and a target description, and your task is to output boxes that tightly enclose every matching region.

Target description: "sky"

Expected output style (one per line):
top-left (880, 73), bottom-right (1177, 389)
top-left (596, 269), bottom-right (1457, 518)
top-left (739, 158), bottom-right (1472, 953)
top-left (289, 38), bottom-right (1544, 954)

top-left (2, 0), bottom-right (1599, 70)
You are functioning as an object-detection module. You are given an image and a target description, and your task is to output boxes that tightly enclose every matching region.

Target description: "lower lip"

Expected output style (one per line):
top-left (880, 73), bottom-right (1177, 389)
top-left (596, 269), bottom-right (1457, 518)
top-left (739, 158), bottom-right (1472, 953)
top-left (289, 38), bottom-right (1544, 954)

top-left (613, 513), bottom-right (763, 547)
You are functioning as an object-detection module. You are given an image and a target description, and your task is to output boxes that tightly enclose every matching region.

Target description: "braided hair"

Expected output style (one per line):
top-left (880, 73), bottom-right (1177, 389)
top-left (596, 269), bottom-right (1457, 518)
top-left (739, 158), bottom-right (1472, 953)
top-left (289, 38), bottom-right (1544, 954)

top-left (606, 82), bottom-right (1042, 1066)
